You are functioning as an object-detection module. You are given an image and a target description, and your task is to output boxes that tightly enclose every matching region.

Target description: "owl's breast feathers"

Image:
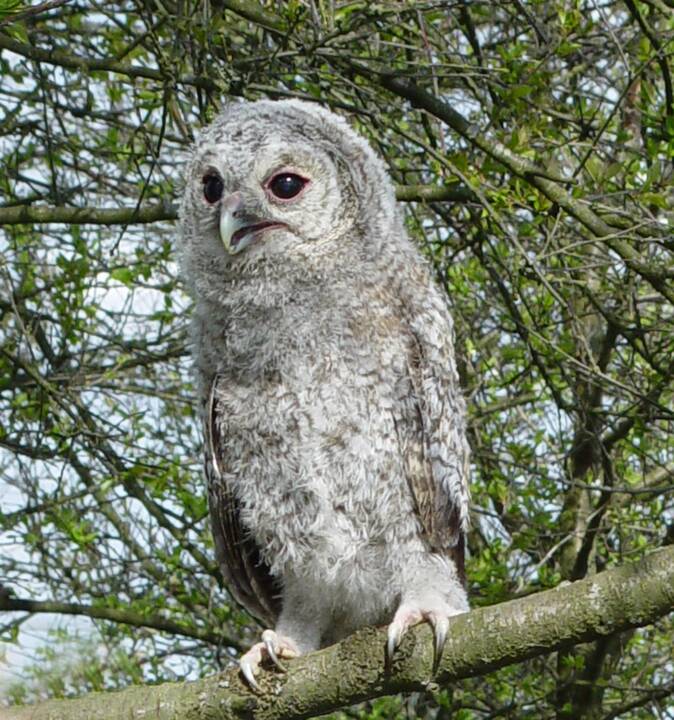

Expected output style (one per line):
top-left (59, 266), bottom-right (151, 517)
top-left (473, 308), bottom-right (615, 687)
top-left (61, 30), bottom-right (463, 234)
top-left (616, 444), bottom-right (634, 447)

top-left (203, 266), bottom-right (469, 624)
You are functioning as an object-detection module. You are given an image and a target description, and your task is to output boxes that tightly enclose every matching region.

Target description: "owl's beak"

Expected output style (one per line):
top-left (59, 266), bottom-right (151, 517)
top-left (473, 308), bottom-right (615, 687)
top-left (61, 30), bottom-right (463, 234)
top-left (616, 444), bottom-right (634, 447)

top-left (219, 192), bottom-right (248, 254)
top-left (219, 192), bottom-right (285, 255)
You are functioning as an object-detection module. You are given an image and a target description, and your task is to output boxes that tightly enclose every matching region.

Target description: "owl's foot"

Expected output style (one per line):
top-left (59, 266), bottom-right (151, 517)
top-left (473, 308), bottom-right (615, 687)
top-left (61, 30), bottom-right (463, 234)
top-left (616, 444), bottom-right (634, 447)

top-left (240, 629), bottom-right (300, 689)
top-left (386, 599), bottom-right (466, 672)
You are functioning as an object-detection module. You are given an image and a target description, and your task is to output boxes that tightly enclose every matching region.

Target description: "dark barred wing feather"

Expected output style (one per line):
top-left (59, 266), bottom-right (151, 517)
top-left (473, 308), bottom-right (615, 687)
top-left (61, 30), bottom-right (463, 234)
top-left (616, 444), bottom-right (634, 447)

top-left (205, 375), bottom-right (281, 627)
top-left (399, 275), bottom-right (470, 583)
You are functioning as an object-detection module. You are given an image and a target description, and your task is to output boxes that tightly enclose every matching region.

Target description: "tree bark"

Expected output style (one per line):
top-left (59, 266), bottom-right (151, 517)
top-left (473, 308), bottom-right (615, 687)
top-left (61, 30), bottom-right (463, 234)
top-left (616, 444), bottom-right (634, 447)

top-left (4, 545), bottom-right (674, 720)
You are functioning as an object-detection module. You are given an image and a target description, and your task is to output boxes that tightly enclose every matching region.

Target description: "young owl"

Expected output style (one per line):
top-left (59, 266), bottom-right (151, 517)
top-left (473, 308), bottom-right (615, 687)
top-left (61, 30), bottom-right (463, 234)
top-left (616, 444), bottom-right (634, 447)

top-left (178, 99), bottom-right (470, 687)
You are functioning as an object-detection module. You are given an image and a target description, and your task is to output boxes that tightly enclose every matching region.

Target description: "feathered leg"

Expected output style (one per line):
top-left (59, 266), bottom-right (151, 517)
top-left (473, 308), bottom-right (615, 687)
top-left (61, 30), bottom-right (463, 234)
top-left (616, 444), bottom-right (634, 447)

top-left (240, 574), bottom-right (328, 689)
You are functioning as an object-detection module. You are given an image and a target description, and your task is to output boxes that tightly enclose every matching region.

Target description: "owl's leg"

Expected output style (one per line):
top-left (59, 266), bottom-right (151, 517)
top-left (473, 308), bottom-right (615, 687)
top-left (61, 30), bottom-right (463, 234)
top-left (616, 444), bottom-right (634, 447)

top-left (239, 574), bottom-right (328, 689)
top-left (387, 557), bottom-right (468, 671)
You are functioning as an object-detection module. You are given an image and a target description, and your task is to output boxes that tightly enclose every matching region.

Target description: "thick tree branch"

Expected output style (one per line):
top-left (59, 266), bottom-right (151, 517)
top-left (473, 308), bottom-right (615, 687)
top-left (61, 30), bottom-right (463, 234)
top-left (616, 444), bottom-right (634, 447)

top-left (4, 546), bottom-right (674, 720)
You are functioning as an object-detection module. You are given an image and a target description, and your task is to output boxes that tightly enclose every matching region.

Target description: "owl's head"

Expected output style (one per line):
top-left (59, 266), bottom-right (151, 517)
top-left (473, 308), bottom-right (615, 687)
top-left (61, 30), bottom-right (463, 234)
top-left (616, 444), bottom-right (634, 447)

top-left (178, 100), bottom-right (400, 292)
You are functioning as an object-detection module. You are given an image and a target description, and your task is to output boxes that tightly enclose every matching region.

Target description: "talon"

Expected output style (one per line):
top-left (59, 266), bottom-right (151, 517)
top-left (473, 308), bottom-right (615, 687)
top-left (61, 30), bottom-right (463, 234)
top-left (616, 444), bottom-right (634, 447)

top-left (431, 615), bottom-right (449, 673)
top-left (386, 624), bottom-right (401, 668)
top-left (240, 659), bottom-right (260, 690)
top-left (239, 631), bottom-right (300, 688)
top-left (387, 598), bottom-right (465, 673)
top-left (262, 630), bottom-right (287, 672)
top-left (386, 603), bottom-right (423, 669)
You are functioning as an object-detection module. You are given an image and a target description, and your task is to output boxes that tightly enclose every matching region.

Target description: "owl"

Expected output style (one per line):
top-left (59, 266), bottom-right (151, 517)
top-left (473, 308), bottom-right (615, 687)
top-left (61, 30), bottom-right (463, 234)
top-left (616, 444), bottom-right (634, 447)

top-left (178, 99), bottom-right (470, 688)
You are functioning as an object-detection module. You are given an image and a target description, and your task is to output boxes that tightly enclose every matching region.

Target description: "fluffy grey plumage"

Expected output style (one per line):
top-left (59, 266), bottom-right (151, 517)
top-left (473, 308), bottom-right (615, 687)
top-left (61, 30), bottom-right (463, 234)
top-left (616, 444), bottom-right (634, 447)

top-left (178, 99), bottom-right (470, 685)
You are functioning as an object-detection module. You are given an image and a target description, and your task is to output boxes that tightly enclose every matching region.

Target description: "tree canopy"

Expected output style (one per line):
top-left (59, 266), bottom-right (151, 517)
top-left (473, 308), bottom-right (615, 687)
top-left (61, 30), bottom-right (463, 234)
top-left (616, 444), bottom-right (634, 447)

top-left (1, 2), bottom-right (673, 719)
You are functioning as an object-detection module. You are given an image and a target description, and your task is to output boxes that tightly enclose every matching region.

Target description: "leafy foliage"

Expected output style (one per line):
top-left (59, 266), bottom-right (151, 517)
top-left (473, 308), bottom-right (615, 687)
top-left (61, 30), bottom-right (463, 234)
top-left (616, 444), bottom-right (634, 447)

top-left (0, 1), bottom-right (672, 718)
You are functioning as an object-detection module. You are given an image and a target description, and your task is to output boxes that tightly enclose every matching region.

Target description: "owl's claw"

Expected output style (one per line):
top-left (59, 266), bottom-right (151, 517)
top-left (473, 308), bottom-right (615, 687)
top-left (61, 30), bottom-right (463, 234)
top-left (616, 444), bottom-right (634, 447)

top-left (239, 630), bottom-right (300, 690)
top-left (386, 600), bottom-right (465, 672)
top-left (386, 624), bottom-right (401, 668)
top-left (432, 614), bottom-right (449, 673)
top-left (240, 652), bottom-right (261, 690)
top-left (386, 603), bottom-right (422, 669)
top-left (262, 629), bottom-right (287, 672)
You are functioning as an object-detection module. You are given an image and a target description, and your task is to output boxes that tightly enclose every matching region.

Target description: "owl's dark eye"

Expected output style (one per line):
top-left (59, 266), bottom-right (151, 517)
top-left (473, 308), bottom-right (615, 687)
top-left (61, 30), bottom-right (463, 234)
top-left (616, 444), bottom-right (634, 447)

top-left (202, 173), bottom-right (224, 203)
top-left (268, 173), bottom-right (307, 200)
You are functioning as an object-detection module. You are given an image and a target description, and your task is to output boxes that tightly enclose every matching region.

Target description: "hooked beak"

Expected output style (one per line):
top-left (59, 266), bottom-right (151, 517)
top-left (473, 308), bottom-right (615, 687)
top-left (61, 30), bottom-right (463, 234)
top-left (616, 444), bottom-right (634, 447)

top-left (219, 192), bottom-right (285, 255)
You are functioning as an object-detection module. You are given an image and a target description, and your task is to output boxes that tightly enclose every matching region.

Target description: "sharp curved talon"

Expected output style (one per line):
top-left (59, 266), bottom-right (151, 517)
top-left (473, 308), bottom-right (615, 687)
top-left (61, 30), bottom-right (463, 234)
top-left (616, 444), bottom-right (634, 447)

top-left (431, 615), bottom-right (449, 673)
top-left (240, 661), bottom-right (260, 691)
top-left (386, 625), bottom-right (400, 668)
top-left (264, 634), bottom-right (286, 672)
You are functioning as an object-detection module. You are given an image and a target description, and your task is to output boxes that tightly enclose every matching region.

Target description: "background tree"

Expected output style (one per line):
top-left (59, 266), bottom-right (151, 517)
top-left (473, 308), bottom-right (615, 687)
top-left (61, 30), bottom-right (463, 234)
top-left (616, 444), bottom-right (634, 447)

top-left (0, 1), bottom-right (672, 718)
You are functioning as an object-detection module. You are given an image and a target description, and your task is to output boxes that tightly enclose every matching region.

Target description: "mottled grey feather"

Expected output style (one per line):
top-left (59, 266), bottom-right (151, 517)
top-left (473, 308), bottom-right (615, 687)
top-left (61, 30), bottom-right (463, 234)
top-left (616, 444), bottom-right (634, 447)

top-left (178, 99), bottom-right (471, 661)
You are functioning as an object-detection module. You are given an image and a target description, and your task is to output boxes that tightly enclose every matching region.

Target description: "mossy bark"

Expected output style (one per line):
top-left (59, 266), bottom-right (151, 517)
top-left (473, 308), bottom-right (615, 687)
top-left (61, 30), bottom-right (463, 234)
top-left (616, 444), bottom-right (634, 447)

top-left (4, 546), bottom-right (674, 720)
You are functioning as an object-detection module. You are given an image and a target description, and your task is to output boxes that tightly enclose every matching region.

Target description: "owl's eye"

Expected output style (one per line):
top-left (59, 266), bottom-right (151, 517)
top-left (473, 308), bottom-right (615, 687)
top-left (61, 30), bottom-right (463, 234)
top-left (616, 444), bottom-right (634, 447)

top-left (202, 173), bottom-right (224, 203)
top-left (268, 173), bottom-right (307, 200)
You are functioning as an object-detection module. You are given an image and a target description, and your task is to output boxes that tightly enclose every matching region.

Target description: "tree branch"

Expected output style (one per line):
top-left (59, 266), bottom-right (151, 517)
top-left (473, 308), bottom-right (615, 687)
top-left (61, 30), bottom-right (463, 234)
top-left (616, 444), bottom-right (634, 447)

top-left (0, 595), bottom-right (239, 648)
top-left (0, 0), bottom-right (70, 26)
top-left (623, 0), bottom-right (673, 119)
top-left (4, 546), bottom-right (674, 720)
top-left (361, 71), bottom-right (674, 304)
top-left (0, 33), bottom-right (216, 89)
top-left (0, 203), bottom-right (178, 226)
top-left (0, 185), bottom-right (473, 225)
top-left (601, 679), bottom-right (674, 720)
top-left (211, 0), bottom-right (285, 33)
top-left (395, 183), bottom-right (477, 203)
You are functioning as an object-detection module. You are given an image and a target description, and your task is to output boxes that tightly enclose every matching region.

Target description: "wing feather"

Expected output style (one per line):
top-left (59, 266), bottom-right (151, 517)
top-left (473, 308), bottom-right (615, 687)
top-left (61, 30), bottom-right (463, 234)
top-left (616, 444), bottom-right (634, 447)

top-left (205, 375), bottom-right (281, 627)
top-left (398, 271), bottom-right (470, 582)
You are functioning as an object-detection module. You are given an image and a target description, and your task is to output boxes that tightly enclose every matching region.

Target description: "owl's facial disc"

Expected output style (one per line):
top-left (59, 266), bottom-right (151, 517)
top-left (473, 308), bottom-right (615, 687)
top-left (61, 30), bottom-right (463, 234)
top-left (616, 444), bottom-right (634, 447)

top-left (218, 191), bottom-right (286, 255)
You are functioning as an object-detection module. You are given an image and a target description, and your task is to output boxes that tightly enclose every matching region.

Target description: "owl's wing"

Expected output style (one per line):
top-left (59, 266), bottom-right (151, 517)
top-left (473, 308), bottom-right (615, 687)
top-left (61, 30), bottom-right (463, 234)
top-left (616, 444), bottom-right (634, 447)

top-left (206, 375), bottom-right (281, 627)
top-left (400, 274), bottom-right (470, 581)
